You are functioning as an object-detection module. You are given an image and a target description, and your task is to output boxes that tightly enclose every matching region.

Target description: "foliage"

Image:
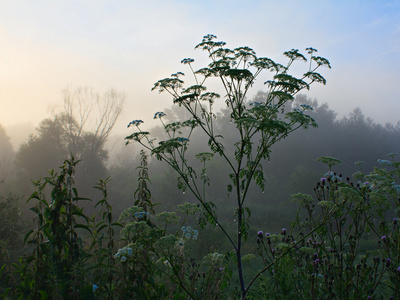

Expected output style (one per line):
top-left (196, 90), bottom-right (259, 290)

top-left (14, 86), bottom-right (124, 197)
top-left (3, 153), bottom-right (235, 299)
top-left (114, 150), bottom-right (233, 299)
top-left (0, 193), bottom-right (27, 293)
top-left (252, 154), bottom-right (400, 299)
top-left (5, 34), bottom-right (400, 300)
top-left (0, 124), bottom-right (14, 185)
top-left (125, 34), bottom-right (330, 298)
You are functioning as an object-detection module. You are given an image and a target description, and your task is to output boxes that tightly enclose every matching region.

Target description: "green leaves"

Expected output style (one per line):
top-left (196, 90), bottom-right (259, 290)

top-left (125, 35), bottom-right (330, 297)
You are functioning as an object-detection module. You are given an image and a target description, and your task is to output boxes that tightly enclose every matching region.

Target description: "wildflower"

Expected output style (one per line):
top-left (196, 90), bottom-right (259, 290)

top-left (386, 259), bottom-right (391, 267)
top-left (120, 256), bottom-right (127, 262)
top-left (177, 137), bottom-right (189, 142)
top-left (93, 284), bottom-right (99, 292)
top-left (171, 72), bottom-right (184, 77)
top-left (181, 58), bottom-right (194, 64)
top-left (314, 259), bottom-right (320, 265)
top-left (257, 231), bottom-right (263, 238)
top-left (265, 233), bottom-right (271, 237)
top-left (154, 111), bottom-right (166, 119)
top-left (381, 235), bottom-right (387, 242)
top-left (127, 119), bottom-right (144, 128)
top-left (300, 104), bottom-right (313, 111)
top-left (397, 266), bottom-right (400, 273)
top-left (377, 159), bottom-right (392, 166)
top-left (393, 218), bottom-right (398, 225)
top-left (134, 211), bottom-right (148, 220)
top-left (282, 228), bottom-right (287, 235)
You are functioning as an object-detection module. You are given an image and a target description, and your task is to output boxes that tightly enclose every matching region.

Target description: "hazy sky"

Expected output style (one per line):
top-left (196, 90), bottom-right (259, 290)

top-left (1, 0), bottom-right (400, 137)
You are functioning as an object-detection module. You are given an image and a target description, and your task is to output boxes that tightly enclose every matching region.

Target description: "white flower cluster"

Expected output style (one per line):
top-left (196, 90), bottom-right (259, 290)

top-left (114, 246), bottom-right (133, 262)
top-left (181, 226), bottom-right (198, 240)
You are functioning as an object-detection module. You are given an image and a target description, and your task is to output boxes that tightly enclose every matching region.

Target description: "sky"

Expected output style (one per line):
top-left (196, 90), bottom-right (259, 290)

top-left (1, 0), bottom-right (400, 143)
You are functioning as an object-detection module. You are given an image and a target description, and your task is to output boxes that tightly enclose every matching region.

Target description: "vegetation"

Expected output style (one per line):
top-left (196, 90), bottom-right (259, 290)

top-left (0, 35), bottom-right (400, 299)
top-left (126, 34), bottom-right (330, 298)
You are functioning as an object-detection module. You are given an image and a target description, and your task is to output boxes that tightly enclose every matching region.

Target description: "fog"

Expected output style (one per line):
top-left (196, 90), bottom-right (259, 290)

top-left (2, 91), bottom-right (399, 222)
top-left (1, 1), bottom-right (400, 133)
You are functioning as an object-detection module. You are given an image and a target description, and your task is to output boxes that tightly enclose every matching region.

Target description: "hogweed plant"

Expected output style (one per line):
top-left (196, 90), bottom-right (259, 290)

top-left (125, 34), bottom-right (330, 298)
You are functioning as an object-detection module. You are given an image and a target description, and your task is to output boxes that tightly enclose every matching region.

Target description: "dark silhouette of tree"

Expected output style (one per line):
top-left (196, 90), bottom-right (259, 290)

top-left (0, 125), bottom-right (14, 185)
top-left (15, 87), bottom-right (124, 196)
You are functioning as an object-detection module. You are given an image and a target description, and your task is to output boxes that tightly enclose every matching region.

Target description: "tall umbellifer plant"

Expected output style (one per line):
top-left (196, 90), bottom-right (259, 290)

top-left (125, 34), bottom-right (330, 298)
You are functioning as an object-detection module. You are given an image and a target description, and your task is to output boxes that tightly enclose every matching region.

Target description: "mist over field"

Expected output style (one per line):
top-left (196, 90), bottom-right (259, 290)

top-left (2, 90), bottom-right (399, 223)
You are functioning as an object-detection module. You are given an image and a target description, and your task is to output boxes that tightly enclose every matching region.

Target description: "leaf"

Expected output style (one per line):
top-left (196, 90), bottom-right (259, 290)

top-left (96, 224), bottom-right (108, 232)
top-left (74, 224), bottom-right (93, 234)
top-left (23, 229), bottom-right (34, 243)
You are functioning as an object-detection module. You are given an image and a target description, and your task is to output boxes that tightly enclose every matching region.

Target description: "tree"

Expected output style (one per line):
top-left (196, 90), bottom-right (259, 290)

top-left (15, 87), bottom-right (124, 196)
top-left (61, 86), bottom-right (125, 156)
top-left (126, 34), bottom-right (330, 298)
top-left (0, 125), bottom-right (14, 185)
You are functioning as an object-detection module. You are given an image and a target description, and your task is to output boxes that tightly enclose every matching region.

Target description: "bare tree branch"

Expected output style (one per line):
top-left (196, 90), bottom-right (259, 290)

top-left (62, 86), bottom-right (125, 154)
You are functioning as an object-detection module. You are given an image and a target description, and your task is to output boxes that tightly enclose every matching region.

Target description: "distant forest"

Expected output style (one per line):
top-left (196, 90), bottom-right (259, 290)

top-left (1, 92), bottom-right (399, 240)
